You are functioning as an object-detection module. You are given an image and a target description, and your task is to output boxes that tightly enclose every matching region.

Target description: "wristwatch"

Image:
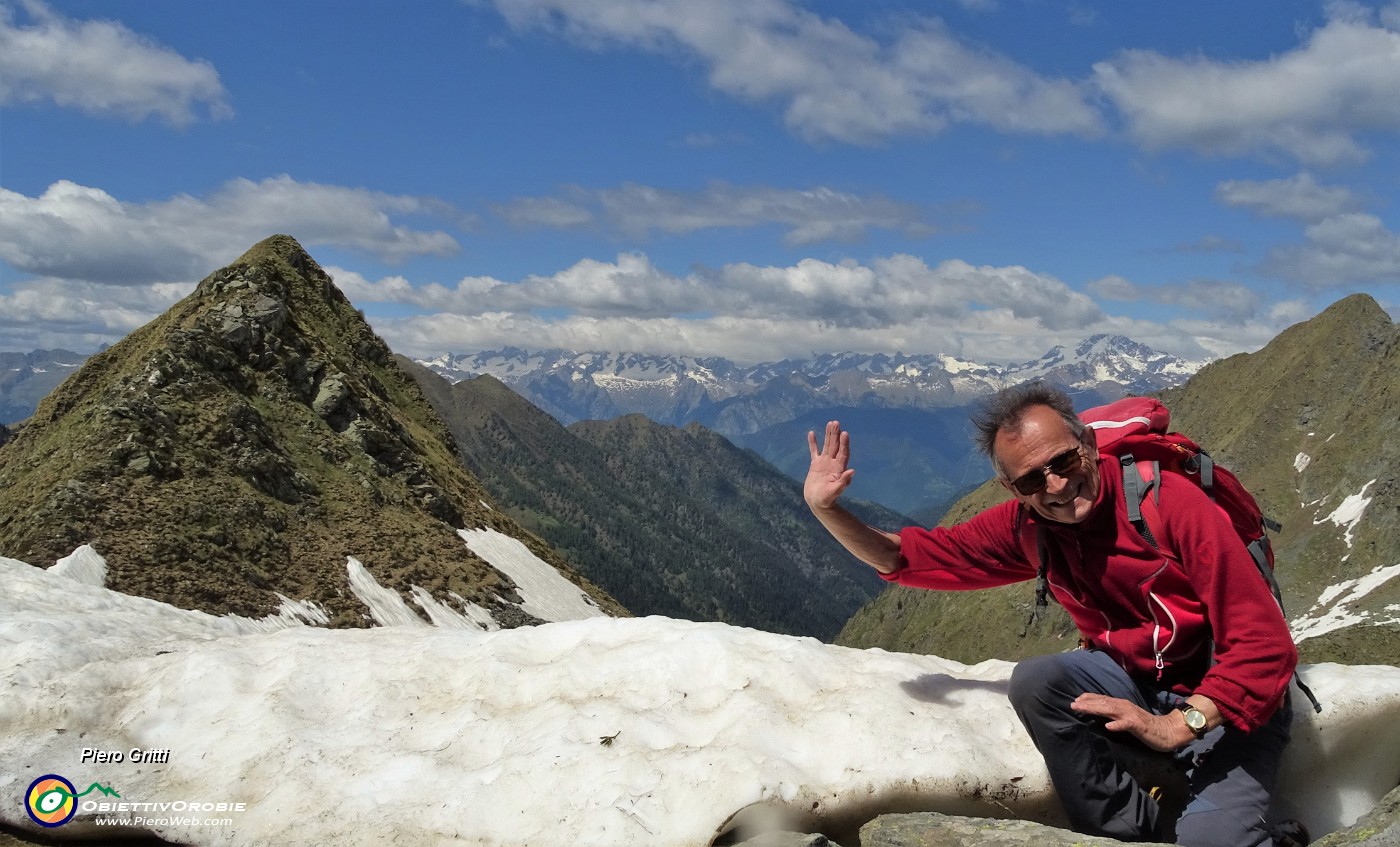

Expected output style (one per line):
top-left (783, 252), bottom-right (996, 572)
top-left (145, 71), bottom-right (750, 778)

top-left (1179, 704), bottom-right (1208, 739)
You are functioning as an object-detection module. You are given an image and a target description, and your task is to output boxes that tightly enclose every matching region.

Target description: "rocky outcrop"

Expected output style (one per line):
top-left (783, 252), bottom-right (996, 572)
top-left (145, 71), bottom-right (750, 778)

top-left (858, 814), bottom-right (1172, 847)
top-left (870, 798), bottom-right (1400, 847)
top-left (735, 786), bottom-right (1400, 847)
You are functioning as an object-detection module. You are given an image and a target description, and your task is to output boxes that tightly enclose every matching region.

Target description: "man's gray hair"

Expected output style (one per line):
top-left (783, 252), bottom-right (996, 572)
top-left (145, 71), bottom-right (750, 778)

top-left (971, 381), bottom-right (1086, 477)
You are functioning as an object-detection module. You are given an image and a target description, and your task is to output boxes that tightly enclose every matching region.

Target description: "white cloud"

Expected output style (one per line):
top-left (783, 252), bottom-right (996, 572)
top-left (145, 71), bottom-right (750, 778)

top-left (333, 252), bottom-right (1104, 330)
top-left (0, 0), bottom-right (232, 125)
top-left (1215, 173), bottom-right (1362, 223)
top-left (1212, 174), bottom-right (1400, 288)
top-left (486, 0), bottom-right (1102, 144)
top-left (333, 251), bottom-right (1314, 366)
top-left (495, 182), bottom-right (934, 244)
top-left (0, 277), bottom-right (189, 350)
top-left (368, 304), bottom-right (1288, 366)
top-left (370, 309), bottom-right (1083, 365)
top-left (0, 177), bottom-right (464, 284)
top-left (1093, 9), bottom-right (1400, 165)
top-left (1086, 276), bottom-right (1263, 320)
top-left (1258, 213), bottom-right (1400, 288)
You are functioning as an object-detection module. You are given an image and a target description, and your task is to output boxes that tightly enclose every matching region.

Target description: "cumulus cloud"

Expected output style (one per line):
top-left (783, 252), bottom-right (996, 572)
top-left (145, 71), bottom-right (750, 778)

top-left (1212, 173), bottom-right (1399, 288)
top-left (333, 251), bottom-right (1104, 330)
top-left (495, 182), bottom-right (934, 244)
top-left (0, 277), bottom-right (189, 350)
top-left (1216, 173), bottom-right (1362, 222)
top-left (330, 250), bottom-right (1112, 363)
top-left (1087, 275), bottom-right (1263, 320)
top-left (1093, 8), bottom-right (1400, 165)
top-left (0, 0), bottom-right (232, 125)
top-left (371, 309), bottom-right (1103, 365)
top-left (0, 177), bottom-right (464, 284)
top-left (1165, 299), bottom-right (1317, 359)
top-left (485, 0), bottom-right (1102, 144)
top-left (366, 301), bottom-right (1289, 366)
top-left (1257, 213), bottom-right (1400, 288)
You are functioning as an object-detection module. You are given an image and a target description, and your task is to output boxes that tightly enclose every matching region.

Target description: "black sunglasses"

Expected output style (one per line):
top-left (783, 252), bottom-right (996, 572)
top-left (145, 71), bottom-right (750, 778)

top-left (1007, 447), bottom-right (1084, 496)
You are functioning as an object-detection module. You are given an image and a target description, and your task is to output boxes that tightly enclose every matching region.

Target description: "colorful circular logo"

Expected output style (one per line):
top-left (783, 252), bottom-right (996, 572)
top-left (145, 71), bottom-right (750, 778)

top-left (25, 774), bottom-right (77, 828)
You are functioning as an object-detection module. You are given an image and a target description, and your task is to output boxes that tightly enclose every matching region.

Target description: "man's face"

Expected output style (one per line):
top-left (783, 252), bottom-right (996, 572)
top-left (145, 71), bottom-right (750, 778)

top-left (993, 404), bottom-right (1100, 524)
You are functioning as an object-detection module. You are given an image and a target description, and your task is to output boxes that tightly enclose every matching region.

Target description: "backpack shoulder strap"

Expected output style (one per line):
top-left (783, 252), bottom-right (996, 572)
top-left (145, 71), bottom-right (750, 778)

top-left (1129, 460), bottom-right (1324, 713)
top-left (1119, 455), bottom-right (1164, 551)
top-left (1015, 507), bottom-right (1052, 636)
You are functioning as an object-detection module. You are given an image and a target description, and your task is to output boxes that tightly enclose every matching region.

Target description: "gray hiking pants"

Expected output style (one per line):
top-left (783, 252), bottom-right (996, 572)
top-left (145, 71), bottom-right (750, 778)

top-left (1009, 649), bottom-right (1292, 847)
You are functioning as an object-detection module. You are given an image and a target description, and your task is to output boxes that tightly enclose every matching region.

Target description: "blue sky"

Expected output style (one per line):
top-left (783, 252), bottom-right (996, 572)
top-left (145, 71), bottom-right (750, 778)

top-left (2, 0), bottom-right (1398, 364)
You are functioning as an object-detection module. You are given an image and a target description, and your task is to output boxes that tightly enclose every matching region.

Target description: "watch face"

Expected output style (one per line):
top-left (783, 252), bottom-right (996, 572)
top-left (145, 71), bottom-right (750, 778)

top-left (1183, 707), bottom-right (1207, 731)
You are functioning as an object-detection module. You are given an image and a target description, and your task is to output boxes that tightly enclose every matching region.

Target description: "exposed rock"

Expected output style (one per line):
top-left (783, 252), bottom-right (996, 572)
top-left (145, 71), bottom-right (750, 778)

top-left (765, 785), bottom-right (1400, 847)
top-left (312, 372), bottom-right (352, 419)
top-left (859, 812), bottom-right (1173, 847)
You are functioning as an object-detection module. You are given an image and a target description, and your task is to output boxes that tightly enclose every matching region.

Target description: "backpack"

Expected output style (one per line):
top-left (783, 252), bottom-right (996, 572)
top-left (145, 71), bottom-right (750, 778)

top-left (1019, 396), bottom-right (1321, 712)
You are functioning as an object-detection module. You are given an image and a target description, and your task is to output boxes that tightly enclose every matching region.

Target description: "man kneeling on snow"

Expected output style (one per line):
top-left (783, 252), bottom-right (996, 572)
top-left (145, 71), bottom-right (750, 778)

top-left (804, 382), bottom-right (1296, 847)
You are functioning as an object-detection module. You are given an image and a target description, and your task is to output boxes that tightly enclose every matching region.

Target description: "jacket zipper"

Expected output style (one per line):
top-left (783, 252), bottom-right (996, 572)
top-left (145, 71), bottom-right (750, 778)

top-left (1148, 592), bottom-right (1178, 680)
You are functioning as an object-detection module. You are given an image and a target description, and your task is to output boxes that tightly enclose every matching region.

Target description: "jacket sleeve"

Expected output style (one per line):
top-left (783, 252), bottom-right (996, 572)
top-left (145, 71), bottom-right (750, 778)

top-left (884, 499), bottom-right (1038, 590)
top-left (1157, 474), bottom-right (1298, 732)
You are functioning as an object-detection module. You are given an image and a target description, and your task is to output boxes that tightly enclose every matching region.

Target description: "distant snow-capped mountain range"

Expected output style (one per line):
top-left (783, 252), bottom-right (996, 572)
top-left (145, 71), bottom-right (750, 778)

top-left (416, 334), bottom-right (1210, 435)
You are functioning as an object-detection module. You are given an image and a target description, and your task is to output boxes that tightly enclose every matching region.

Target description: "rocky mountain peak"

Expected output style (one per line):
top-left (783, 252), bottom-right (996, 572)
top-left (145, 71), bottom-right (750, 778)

top-left (1073, 333), bottom-right (1153, 358)
top-left (0, 236), bottom-right (622, 627)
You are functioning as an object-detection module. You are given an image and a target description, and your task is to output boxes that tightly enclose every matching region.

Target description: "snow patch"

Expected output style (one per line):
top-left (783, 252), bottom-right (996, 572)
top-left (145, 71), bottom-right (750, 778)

top-left (459, 527), bottom-right (608, 622)
top-left (1294, 452), bottom-right (1311, 473)
top-left (1313, 480), bottom-right (1376, 548)
top-left (2, 554), bottom-right (1398, 847)
top-left (227, 595), bottom-right (332, 632)
top-left (408, 585), bottom-right (496, 630)
top-left (346, 556), bottom-right (430, 627)
top-left (47, 543), bottom-right (107, 586)
top-left (1292, 563), bottom-right (1400, 643)
top-left (346, 558), bottom-right (496, 630)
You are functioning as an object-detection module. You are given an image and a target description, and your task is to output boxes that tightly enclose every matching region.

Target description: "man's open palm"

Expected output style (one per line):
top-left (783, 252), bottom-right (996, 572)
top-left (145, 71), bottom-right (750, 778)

top-left (805, 421), bottom-right (855, 510)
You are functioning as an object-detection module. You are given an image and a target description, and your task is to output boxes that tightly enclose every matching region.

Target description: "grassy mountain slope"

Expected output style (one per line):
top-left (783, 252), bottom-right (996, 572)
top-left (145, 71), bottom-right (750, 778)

top-left (401, 359), bottom-right (895, 640)
top-left (838, 294), bottom-right (1400, 665)
top-left (0, 236), bottom-right (622, 626)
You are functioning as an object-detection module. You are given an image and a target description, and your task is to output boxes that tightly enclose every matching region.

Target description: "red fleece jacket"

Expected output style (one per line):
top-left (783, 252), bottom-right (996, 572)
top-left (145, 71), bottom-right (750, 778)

top-left (886, 456), bottom-right (1297, 733)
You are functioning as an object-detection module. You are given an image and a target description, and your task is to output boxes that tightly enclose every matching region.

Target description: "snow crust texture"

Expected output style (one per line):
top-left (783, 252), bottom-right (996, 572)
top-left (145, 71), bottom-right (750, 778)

top-left (3, 552), bottom-right (1399, 847)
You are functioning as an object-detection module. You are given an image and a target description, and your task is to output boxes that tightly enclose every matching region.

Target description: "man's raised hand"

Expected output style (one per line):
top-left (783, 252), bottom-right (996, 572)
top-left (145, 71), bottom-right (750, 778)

top-left (805, 420), bottom-right (856, 511)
